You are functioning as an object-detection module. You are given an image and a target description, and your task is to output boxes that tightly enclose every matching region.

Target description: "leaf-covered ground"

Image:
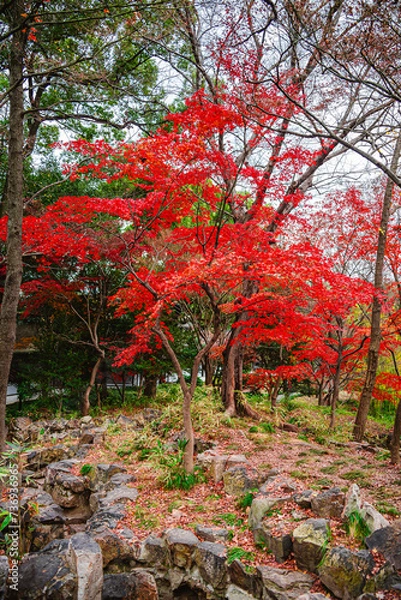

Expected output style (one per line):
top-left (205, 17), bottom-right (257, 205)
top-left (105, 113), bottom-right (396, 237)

top-left (21, 387), bottom-right (401, 598)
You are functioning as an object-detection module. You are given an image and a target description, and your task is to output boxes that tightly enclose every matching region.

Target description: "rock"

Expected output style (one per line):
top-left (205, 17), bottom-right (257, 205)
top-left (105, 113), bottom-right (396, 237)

top-left (194, 541), bottom-right (228, 590)
top-left (26, 445), bottom-right (73, 470)
top-left (137, 534), bottom-right (170, 568)
top-left (105, 472), bottom-right (136, 490)
top-left (253, 522), bottom-right (293, 563)
top-left (225, 585), bottom-right (258, 599)
top-left (8, 416), bottom-right (33, 441)
top-left (8, 539), bottom-right (76, 599)
top-left (342, 484), bottom-right (362, 518)
top-left (248, 496), bottom-right (287, 529)
top-left (9, 534), bottom-right (103, 600)
top-left (223, 466), bottom-right (260, 496)
top-left (228, 560), bottom-right (263, 599)
top-left (89, 485), bottom-right (138, 512)
top-left (257, 565), bottom-right (314, 599)
top-left (0, 555), bottom-right (9, 599)
top-left (86, 505), bottom-right (133, 567)
top-left (102, 570), bottom-right (159, 600)
top-left (360, 503), bottom-right (390, 533)
top-left (211, 455), bottom-right (229, 483)
top-left (293, 518), bottom-right (331, 573)
top-left (318, 546), bottom-right (374, 599)
top-left (67, 532), bottom-right (103, 600)
top-left (95, 463), bottom-right (127, 485)
top-left (293, 489), bottom-right (314, 509)
top-left (80, 430), bottom-right (95, 444)
top-left (164, 528), bottom-right (199, 569)
top-left (142, 407), bottom-right (163, 422)
top-left (297, 595), bottom-right (331, 600)
top-left (365, 520), bottom-right (401, 570)
top-left (195, 525), bottom-right (230, 543)
top-left (311, 486), bottom-right (345, 519)
top-left (343, 485), bottom-right (390, 533)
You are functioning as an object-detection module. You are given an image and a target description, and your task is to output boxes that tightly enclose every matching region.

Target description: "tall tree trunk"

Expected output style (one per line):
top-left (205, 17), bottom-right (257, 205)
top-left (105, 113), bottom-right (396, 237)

top-left (0, 1), bottom-right (25, 450)
top-left (82, 356), bottom-right (102, 416)
top-left (353, 132), bottom-right (401, 442)
top-left (143, 373), bottom-right (158, 398)
top-left (390, 398), bottom-right (401, 464)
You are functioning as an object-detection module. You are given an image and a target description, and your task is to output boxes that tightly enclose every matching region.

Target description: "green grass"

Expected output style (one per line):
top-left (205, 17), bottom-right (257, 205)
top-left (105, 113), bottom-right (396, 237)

top-left (227, 547), bottom-right (255, 564)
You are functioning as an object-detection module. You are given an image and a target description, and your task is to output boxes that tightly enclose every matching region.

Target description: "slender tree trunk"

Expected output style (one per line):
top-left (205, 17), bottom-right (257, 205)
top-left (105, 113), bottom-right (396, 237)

top-left (143, 374), bottom-right (158, 398)
top-left (0, 2), bottom-right (25, 450)
top-left (353, 132), bottom-right (401, 442)
top-left (82, 356), bottom-right (102, 416)
top-left (330, 356), bottom-right (342, 429)
top-left (390, 398), bottom-right (401, 464)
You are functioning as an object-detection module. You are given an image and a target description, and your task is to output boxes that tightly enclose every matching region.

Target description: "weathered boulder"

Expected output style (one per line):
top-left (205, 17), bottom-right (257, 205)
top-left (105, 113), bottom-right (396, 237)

top-left (293, 489), bottom-right (314, 509)
top-left (318, 546), bottom-right (374, 599)
top-left (257, 565), bottom-right (314, 599)
top-left (365, 520), bottom-right (401, 570)
top-left (86, 504), bottom-right (133, 567)
top-left (293, 518), bottom-right (331, 573)
top-left (137, 534), bottom-right (170, 569)
top-left (94, 463), bottom-right (127, 486)
top-left (194, 541), bottom-right (228, 590)
top-left (343, 485), bottom-right (389, 533)
top-left (225, 585), bottom-right (258, 599)
top-left (89, 485), bottom-right (138, 512)
top-left (248, 496), bottom-right (288, 529)
top-left (195, 525), bottom-right (230, 543)
top-left (253, 521), bottom-right (293, 563)
top-left (0, 555), bottom-right (9, 600)
top-left (311, 487), bottom-right (345, 519)
top-left (26, 445), bottom-right (74, 470)
top-left (164, 527), bottom-right (200, 569)
top-left (67, 532), bottom-right (103, 600)
top-left (228, 559), bottom-right (263, 599)
top-left (8, 534), bottom-right (103, 600)
top-left (223, 466), bottom-right (260, 496)
top-left (102, 570), bottom-right (159, 600)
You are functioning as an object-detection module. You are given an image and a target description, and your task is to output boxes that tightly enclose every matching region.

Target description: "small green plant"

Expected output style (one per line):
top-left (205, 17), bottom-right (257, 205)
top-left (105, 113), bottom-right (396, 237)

top-left (320, 465), bottom-right (337, 474)
top-left (376, 503), bottom-right (400, 517)
top-left (79, 464), bottom-right (94, 476)
top-left (345, 510), bottom-right (371, 544)
top-left (227, 547), bottom-right (254, 564)
top-left (248, 426), bottom-right (259, 433)
top-left (237, 490), bottom-right (257, 510)
top-left (260, 422), bottom-right (275, 433)
top-left (290, 470), bottom-right (309, 480)
top-left (213, 513), bottom-right (244, 527)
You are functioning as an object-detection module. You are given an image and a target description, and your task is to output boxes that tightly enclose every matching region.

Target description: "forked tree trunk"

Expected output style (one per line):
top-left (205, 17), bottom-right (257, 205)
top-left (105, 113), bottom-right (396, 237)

top-left (0, 1), bottom-right (25, 450)
top-left (353, 132), bottom-right (401, 442)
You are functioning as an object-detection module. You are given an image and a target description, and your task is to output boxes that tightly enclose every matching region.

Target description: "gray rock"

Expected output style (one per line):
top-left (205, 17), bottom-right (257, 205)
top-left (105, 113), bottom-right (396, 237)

top-left (137, 535), bottom-right (170, 568)
top-left (102, 570), bottom-right (159, 599)
top-left (223, 466), bottom-right (260, 496)
top-left (194, 541), bottom-right (228, 589)
top-left (253, 522), bottom-right (293, 563)
top-left (95, 463), bottom-right (127, 485)
top-left (297, 595), bottom-right (331, 600)
top-left (228, 559), bottom-right (263, 599)
top-left (211, 455), bottom-right (230, 483)
top-left (8, 534), bottom-right (103, 600)
top-left (164, 527), bottom-right (200, 568)
top-left (365, 520), bottom-right (401, 570)
top-left (311, 486), bottom-right (345, 519)
top-left (89, 485), bottom-right (138, 512)
top-left (248, 496), bottom-right (287, 529)
top-left (86, 505), bottom-right (132, 567)
top-left (318, 546), bottom-right (374, 599)
top-left (293, 518), bottom-right (331, 573)
top-left (293, 489), bottom-right (314, 509)
top-left (195, 525), bottom-right (230, 542)
top-left (67, 532), bottom-right (103, 600)
top-left (360, 503), bottom-right (390, 533)
top-left (225, 585), bottom-right (258, 599)
top-left (257, 565), bottom-right (314, 599)
top-left (0, 555), bottom-right (9, 599)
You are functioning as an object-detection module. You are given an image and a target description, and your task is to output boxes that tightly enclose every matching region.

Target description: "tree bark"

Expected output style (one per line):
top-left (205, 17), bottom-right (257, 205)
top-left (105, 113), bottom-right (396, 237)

top-left (82, 356), bottom-right (102, 416)
top-left (390, 398), bottom-right (401, 464)
top-left (353, 132), bottom-right (401, 442)
top-left (0, 1), bottom-right (25, 450)
top-left (143, 373), bottom-right (158, 398)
